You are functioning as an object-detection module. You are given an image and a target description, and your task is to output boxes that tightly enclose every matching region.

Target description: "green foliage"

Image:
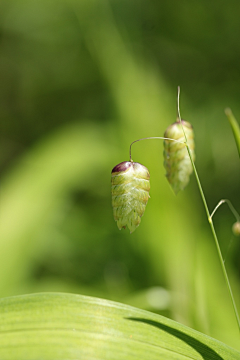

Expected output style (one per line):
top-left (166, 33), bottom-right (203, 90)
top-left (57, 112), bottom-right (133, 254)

top-left (0, 292), bottom-right (239, 360)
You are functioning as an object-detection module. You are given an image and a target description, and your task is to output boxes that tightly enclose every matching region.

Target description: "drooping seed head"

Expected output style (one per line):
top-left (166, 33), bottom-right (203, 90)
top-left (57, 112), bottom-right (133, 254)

top-left (232, 221), bottom-right (240, 236)
top-left (163, 120), bottom-right (195, 194)
top-left (111, 161), bottom-right (150, 233)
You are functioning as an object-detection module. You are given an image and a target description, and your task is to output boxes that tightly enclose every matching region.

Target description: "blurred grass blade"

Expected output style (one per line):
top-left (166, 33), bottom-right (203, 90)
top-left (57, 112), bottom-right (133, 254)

top-left (0, 293), bottom-right (239, 359)
top-left (225, 108), bottom-right (240, 157)
top-left (0, 122), bottom-right (116, 296)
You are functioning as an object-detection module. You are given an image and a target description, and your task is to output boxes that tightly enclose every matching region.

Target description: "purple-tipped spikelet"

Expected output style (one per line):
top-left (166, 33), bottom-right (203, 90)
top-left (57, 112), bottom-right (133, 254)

top-left (111, 161), bottom-right (150, 233)
top-left (163, 120), bottom-right (195, 194)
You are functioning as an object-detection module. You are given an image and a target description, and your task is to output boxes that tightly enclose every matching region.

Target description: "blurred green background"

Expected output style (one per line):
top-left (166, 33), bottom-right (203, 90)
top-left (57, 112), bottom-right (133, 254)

top-left (0, 0), bottom-right (239, 350)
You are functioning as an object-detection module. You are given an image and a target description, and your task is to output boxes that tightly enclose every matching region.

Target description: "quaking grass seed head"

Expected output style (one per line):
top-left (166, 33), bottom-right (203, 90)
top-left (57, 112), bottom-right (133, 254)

top-left (232, 221), bottom-right (240, 236)
top-left (163, 120), bottom-right (195, 194)
top-left (111, 161), bottom-right (150, 233)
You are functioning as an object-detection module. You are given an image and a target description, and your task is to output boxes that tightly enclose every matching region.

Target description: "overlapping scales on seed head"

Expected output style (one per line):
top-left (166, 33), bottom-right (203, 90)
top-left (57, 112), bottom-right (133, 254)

top-left (111, 161), bottom-right (150, 233)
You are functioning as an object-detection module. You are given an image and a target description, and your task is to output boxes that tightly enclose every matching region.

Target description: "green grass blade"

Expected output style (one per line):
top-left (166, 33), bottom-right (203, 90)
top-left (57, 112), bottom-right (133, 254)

top-left (0, 293), bottom-right (239, 359)
top-left (225, 108), bottom-right (240, 157)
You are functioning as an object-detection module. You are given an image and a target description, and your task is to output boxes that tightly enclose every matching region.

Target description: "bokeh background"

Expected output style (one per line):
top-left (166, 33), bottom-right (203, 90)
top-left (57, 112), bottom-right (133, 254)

top-left (0, 0), bottom-right (240, 349)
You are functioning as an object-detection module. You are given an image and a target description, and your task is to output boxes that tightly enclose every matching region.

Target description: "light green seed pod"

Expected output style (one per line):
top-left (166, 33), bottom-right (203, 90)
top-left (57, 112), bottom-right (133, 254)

top-left (111, 161), bottom-right (150, 233)
top-left (232, 221), bottom-right (240, 236)
top-left (163, 120), bottom-right (195, 194)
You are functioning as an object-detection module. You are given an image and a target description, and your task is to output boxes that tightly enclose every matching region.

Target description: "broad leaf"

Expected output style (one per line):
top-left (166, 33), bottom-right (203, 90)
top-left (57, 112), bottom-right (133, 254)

top-left (0, 293), bottom-right (239, 359)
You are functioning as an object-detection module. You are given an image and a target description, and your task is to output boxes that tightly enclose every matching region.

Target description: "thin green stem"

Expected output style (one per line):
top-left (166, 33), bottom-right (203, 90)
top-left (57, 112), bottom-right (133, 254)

top-left (185, 144), bottom-right (240, 332)
top-left (129, 136), bottom-right (185, 161)
top-left (130, 136), bottom-right (240, 331)
top-left (181, 123), bottom-right (240, 333)
top-left (177, 86), bottom-right (240, 332)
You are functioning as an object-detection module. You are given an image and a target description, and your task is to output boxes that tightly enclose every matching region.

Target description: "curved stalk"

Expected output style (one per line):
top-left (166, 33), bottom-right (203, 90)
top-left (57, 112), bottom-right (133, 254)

top-left (177, 86), bottom-right (240, 332)
top-left (210, 199), bottom-right (240, 223)
top-left (185, 143), bottom-right (240, 332)
top-left (129, 137), bottom-right (184, 161)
